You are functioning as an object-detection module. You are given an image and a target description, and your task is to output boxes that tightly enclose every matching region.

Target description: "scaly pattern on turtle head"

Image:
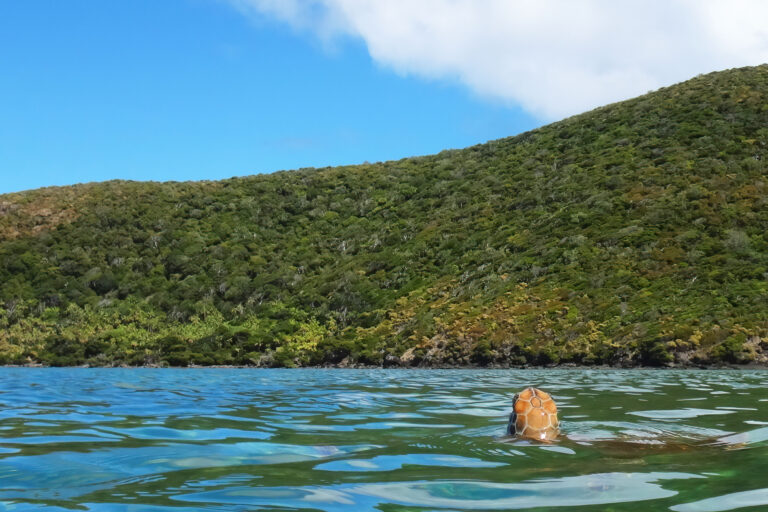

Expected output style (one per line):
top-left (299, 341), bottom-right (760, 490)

top-left (507, 387), bottom-right (559, 441)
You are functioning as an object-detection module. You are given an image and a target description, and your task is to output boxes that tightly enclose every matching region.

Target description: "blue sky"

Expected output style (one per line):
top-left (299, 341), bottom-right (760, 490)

top-left (3, 1), bottom-right (768, 195)
top-left (0, 0), bottom-right (538, 194)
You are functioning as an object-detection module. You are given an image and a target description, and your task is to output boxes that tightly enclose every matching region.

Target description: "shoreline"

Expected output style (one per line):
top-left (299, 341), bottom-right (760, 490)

top-left (3, 363), bottom-right (767, 370)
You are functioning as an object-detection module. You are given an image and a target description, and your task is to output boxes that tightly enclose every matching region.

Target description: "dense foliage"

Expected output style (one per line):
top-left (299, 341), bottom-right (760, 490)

top-left (2, 66), bottom-right (768, 367)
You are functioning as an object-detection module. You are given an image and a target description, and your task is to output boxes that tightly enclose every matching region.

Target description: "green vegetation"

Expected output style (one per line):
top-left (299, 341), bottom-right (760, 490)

top-left (2, 66), bottom-right (768, 367)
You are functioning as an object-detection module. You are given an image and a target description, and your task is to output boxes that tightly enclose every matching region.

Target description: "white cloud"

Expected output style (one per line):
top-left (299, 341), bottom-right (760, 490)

top-left (227, 0), bottom-right (768, 119)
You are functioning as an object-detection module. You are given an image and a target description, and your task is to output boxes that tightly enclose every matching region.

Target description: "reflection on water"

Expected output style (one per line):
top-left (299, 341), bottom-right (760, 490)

top-left (671, 487), bottom-right (768, 512)
top-left (174, 472), bottom-right (702, 510)
top-left (0, 368), bottom-right (766, 511)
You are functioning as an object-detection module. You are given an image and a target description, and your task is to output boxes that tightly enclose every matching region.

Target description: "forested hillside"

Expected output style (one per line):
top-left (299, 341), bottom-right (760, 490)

top-left (2, 65), bottom-right (768, 367)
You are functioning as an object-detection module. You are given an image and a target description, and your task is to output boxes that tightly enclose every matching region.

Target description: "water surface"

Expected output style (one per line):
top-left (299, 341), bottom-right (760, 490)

top-left (0, 368), bottom-right (766, 511)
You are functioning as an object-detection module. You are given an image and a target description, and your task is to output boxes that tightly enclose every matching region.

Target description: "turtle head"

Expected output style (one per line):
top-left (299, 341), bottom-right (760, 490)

top-left (508, 387), bottom-right (559, 441)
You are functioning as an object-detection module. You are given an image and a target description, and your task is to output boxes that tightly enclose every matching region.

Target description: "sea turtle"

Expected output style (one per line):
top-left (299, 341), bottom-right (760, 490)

top-left (507, 387), bottom-right (559, 441)
top-left (505, 388), bottom-right (748, 455)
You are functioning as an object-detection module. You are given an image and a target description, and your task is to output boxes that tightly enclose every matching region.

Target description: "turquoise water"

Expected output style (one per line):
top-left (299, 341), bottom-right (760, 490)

top-left (0, 368), bottom-right (766, 511)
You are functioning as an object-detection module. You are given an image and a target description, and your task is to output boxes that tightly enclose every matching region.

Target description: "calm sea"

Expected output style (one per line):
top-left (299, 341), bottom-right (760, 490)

top-left (0, 368), bottom-right (766, 511)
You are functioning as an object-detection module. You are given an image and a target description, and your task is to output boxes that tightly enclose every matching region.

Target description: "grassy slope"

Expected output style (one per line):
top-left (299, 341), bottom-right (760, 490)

top-left (1, 65), bottom-right (768, 367)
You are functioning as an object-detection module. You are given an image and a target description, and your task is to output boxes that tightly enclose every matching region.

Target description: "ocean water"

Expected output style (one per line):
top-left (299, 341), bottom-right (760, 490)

top-left (0, 368), bottom-right (766, 512)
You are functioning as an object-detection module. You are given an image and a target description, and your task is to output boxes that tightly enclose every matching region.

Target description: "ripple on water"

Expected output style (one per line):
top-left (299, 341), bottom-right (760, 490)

top-left (671, 487), bottom-right (768, 512)
top-left (98, 426), bottom-right (273, 441)
top-left (0, 368), bottom-right (767, 511)
top-left (315, 454), bottom-right (506, 472)
top-left (172, 472), bottom-right (703, 511)
top-left (628, 408), bottom-right (735, 419)
top-left (717, 425), bottom-right (768, 445)
top-left (0, 441), bottom-right (381, 500)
